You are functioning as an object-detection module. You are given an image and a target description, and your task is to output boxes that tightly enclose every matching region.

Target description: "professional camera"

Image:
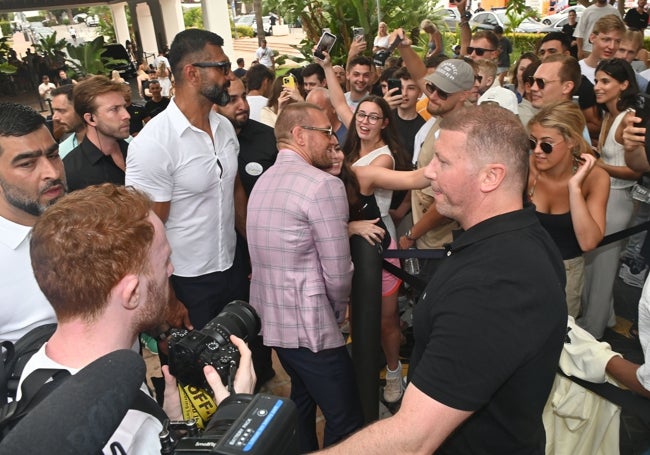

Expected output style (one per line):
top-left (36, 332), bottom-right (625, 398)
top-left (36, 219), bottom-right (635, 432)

top-left (168, 301), bottom-right (261, 389)
top-left (161, 393), bottom-right (298, 454)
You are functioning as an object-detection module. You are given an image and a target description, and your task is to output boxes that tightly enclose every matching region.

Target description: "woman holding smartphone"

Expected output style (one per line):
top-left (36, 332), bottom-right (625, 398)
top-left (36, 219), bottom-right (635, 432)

top-left (325, 133), bottom-right (428, 405)
top-left (579, 58), bottom-right (642, 338)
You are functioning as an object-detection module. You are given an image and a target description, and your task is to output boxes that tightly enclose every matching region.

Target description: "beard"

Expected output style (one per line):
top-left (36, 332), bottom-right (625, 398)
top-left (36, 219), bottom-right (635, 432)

top-left (0, 178), bottom-right (67, 217)
top-left (133, 278), bottom-right (169, 333)
top-left (201, 80), bottom-right (231, 106)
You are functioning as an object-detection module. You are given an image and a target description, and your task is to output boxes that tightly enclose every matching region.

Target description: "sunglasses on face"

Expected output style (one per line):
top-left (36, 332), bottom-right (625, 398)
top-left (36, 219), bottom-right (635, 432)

top-left (467, 46), bottom-right (496, 56)
top-left (425, 82), bottom-right (450, 100)
top-left (529, 138), bottom-right (555, 154)
top-left (526, 76), bottom-right (559, 90)
top-left (191, 61), bottom-right (232, 75)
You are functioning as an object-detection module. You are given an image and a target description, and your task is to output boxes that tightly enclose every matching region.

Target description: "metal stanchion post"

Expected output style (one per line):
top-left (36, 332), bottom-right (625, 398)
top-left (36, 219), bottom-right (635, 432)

top-left (349, 235), bottom-right (382, 423)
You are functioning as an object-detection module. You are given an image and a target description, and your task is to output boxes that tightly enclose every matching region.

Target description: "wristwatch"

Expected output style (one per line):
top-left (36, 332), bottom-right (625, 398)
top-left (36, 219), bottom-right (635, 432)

top-left (405, 229), bottom-right (416, 241)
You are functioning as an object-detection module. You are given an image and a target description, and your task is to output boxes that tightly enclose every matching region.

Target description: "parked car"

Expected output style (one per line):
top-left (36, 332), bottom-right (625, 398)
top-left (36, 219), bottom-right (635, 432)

top-left (85, 15), bottom-right (99, 27)
top-left (442, 8), bottom-right (461, 32)
top-left (72, 13), bottom-right (88, 24)
top-left (235, 14), bottom-right (272, 36)
top-left (540, 5), bottom-right (585, 26)
top-left (32, 25), bottom-right (55, 40)
top-left (470, 10), bottom-right (543, 33)
top-left (102, 43), bottom-right (137, 78)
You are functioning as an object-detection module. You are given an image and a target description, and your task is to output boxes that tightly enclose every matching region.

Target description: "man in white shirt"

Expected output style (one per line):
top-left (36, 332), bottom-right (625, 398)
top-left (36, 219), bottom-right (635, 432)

top-left (38, 75), bottom-right (55, 102)
top-left (0, 103), bottom-right (64, 343)
top-left (574, 0), bottom-right (621, 58)
top-left (255, 39), bottom-right (274, 69)
top-left (127, 29), bottom-right (249, 330)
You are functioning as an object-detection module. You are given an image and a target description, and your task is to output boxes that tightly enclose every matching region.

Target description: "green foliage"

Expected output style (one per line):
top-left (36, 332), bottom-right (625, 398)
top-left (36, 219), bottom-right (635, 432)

top-left (89, 6), bottom-right (116, 42)
top-left (263, 0), bottom-right (433, 63)
top-left (235, 26), bottom-right (255, 38)
top-left (0, 21), bottom-right (10, 36)
top-left (0, 37), bottom-right (16, 74)
top-left (26, 16), bottom-right (46, 23)
top-left (184, 7), bottom-right (204, 29)
top-left (65, 36), bottom-right (127, 77)
top-left (33, 31), bottom-right (68, 70)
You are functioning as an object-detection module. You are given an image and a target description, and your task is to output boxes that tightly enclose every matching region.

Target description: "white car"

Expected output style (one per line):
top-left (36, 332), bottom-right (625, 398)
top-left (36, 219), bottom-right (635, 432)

top-left (85, 15), bottom-right (99, 27)
top-left (72, 13), bottom-right (87, 24)
top-left (470, 10), bottom-right (543, 33)
top-left (540, 5), bottom-right (585, 26)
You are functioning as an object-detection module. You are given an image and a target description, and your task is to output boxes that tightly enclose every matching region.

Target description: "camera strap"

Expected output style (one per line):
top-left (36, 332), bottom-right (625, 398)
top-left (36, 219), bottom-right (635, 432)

top-left (177, 383), bottom-right (217, 429)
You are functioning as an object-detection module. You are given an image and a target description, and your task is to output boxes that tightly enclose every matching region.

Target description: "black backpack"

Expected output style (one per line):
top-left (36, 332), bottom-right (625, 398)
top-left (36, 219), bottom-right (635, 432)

top-left (0, 324), bottom-right (166, 442)
top-left (0, 323), bottom-right (56, 406)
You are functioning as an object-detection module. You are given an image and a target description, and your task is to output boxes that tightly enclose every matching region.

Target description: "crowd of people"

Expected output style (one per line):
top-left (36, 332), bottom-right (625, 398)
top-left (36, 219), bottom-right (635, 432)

top-left (1, 0), bottom-right (650, 452)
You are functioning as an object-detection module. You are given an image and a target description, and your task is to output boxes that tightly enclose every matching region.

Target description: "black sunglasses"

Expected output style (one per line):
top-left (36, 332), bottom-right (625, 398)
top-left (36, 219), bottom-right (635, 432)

top-left (474, 75), bottom-right (483, 83)
top-left (529, 138), bottom-right (554, 154)
top-left (192, 61), bottom-right (232, 75)
top-left (526, 76), bottom-right (559, 90)
top-left (425, 82), bottom-right (450, 100)
top-left (467, 46), bottom-right (496, 56)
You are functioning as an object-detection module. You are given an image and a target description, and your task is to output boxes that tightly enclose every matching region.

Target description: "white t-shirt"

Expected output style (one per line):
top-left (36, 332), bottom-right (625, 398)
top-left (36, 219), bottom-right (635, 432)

top-left (247, 95), bottom-right (268, 122)
top-left (256, 46), bottom-right (273, 68)
top-left (636, 277), bottom-right (650, 390)
top-left (18, 344), bottom-right (163, 454)
top-left (126, 98), bottom-right (239, 277)
top-left (0, 216), bottom-right (56, 343)
top-left (579, 59), bottom-right (597, 85)
top-left (573, 4), bottom-right (620, 53)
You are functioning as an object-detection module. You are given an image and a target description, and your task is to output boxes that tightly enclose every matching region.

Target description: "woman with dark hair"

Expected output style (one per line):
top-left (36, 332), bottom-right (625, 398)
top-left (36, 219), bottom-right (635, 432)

top-left (315, 52), bottom-right (414, 402)
top-left (580, 58), bottom-right (642, 338)
top-left (510, 52), bottom-right (540, 103)
top-left (325, 133), bottom-right (427, 404)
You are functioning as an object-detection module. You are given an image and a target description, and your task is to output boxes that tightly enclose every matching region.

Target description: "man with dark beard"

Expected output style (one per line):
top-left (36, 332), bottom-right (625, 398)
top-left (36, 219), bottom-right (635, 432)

top-left (214, 77), bottom-right (278, 390)
top-left (214, 77), bottom-right (278, 196)
top-left (0, 103), bottom-right (66, 343)
top-left (126, 29), bottom-right (250, 329)
top-left (20, 184), bottom-right (256, 454)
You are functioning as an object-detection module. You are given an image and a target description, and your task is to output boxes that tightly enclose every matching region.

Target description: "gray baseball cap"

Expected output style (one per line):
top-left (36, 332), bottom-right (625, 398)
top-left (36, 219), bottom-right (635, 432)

top-left (424, 59), bottom-right (475, 94)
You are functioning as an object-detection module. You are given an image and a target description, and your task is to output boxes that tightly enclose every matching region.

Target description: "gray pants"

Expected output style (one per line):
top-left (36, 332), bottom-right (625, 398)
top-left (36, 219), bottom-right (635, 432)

top-left (578, 186), bottom-right (634, 338)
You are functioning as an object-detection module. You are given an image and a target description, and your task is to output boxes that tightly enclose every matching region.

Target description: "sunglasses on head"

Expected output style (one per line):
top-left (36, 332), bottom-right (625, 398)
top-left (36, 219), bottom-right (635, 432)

top-left (425, 82), bottom-right (450, 100)
top-left (529, 138), bottom-right (555, 154)
top-left (467, 46), bottom-right (496, 56)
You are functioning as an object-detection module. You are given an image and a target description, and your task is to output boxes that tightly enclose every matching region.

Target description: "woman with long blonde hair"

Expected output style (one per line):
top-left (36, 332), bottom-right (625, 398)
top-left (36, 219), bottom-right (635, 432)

top-left (527, 101), bottom-right (609, 319)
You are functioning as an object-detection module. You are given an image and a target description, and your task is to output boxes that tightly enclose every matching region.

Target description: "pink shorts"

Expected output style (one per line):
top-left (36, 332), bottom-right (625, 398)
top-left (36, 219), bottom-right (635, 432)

top-left (382, 238), bottom-right (402, 296)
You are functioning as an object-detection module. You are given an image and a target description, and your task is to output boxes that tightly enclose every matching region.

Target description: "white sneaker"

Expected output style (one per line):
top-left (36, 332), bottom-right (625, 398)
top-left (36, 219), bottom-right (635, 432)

top-left (383, 372), bottom-right (404, 403)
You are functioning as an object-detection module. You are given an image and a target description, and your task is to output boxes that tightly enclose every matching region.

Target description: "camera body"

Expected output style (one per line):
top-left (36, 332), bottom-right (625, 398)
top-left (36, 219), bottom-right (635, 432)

top-left (162, 394), bottom-right (298, 454)
top-left (168, 301), bottom-right (260, 389)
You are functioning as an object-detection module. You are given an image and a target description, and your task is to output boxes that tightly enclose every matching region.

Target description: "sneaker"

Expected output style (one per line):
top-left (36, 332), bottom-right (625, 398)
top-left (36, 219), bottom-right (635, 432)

top-left (619, 262), bottom-right (648, 288)
top-left (383, 372), bottom-right (404, 403)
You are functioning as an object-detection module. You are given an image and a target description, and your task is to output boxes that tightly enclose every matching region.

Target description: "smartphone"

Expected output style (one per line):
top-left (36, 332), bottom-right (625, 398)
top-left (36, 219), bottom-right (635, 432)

top-left (386, 34), bottom-right (403, 53)
top-left (314, 31), bottom-right (337, 59)
top-left (410, 27), bottom-right (420, 45)
top-left (282, 73), bottom-right (296, 90)
top-left (387, 78), bottom-right (402, 96)
top-left (634, 93), bottom-right (650, 128)
top-left (352, 27), bottom-right (365, 41)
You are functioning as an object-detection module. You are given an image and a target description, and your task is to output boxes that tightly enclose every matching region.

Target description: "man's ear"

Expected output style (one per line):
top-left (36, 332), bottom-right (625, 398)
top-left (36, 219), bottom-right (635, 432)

top-left (116, 274), bottom-right (140, 310)
top-left (479, 163), bottom-right (506, 193)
